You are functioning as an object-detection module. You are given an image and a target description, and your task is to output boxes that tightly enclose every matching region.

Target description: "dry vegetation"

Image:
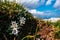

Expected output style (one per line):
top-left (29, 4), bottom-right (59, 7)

top-left (36, 19), bottom-right (55, 40)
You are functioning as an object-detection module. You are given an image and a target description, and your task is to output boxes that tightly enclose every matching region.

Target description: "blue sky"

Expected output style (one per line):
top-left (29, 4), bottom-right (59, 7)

top-left (17, 0), bottom-right (60, 19)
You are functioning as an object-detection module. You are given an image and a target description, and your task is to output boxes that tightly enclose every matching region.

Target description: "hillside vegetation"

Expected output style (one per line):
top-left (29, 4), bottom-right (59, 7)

top-left (0, 0), bottom-right (59, 40)
top-left (51, 20), bottom-right (60, 39)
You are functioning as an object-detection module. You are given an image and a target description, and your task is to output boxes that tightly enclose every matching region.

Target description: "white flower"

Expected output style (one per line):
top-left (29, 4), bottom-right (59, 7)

top-left (12, 29), bottom-right (19, 35)
top-left (11, 21), bottom-right (19, 35)
top-left (11, 21), bottom-right (18, 28)
top-left (20, 17), bottom-right (26, 26)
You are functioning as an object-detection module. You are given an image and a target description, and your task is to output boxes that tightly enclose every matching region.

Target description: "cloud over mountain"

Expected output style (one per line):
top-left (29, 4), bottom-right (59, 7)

top-left (44, 18), bottom-right (60, 22)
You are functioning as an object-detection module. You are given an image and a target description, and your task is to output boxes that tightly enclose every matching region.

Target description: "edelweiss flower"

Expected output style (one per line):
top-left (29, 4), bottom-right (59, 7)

top-left (12, 29), bottom-right (19, 35)
top-left (20, 17), bottom-right (26, 26)
top-left (11, 21), bottom-right (19, 35)
top-left (11, 21), bottom-right (18, 28)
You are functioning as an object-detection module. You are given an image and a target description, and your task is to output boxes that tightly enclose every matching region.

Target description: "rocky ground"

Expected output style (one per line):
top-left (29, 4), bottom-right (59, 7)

top-left (36, 19), bottom-right (56, 40)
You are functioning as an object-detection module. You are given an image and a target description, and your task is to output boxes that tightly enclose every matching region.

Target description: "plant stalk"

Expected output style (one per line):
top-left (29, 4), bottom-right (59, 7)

top-left (34, 26), bottom-right (38, 40)
top-left (14, 36), bottom-right (16, 40)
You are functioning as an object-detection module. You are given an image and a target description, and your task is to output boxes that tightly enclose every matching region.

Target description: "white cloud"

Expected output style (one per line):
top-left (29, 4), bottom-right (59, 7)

top-left (28, 9), bottom-right (44, 15)
top-left (17, 0), bottom-right (40, 9)
top-left (8, 0), bottom-right (39, 4)
top-left (44, 18), bottom-right (60, 22)
top-left (28, 9), bottom-right (56, 16)
top-left (16, 0), bottom-right (45, 9)
top-left (46, 0), bottom-right (52, 5)
top-left (17, 0), bottom-right (39, 4)
top-left (54, 0), bottom-right (60, 9)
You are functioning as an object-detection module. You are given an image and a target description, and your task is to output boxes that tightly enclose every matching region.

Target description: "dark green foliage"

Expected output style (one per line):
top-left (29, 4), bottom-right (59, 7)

top-left (55, 31), bottom-right (60, 39)
top-left (0, 1), bottom-right (37, 40)
top-left (51, 20), bottom-right (60, 27)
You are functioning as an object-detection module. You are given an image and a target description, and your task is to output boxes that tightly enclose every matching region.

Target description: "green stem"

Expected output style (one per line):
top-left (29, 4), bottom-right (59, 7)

top-left (22, 35), bottom-right (34, 40)
top-left (34, 26), bottom-right (38, 40)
